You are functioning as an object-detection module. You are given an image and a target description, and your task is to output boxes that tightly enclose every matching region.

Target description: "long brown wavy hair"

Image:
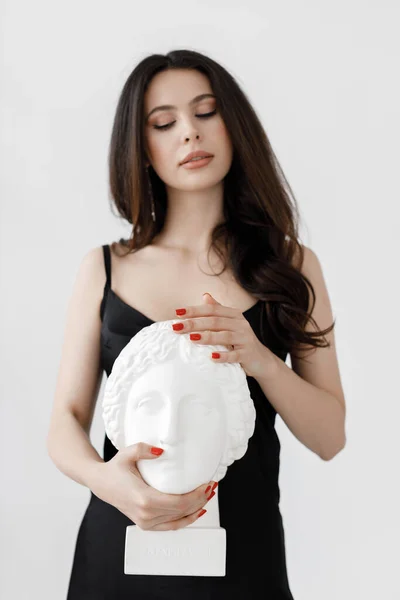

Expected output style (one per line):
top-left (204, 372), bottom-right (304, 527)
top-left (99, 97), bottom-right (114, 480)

top-left (106, 49), bottom-right (335, 360)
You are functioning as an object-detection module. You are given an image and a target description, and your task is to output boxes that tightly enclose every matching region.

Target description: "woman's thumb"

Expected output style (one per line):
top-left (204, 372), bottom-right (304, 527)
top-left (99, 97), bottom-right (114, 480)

top-left (123, 442), bottom-right (164, 461)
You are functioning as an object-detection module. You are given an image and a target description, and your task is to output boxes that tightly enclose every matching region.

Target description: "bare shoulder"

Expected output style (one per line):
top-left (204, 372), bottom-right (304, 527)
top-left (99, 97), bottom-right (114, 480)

top-left (80, 243), bottom-right (106, 274)
top-left (73, 245), bottom-right (108, 301)
top-left (289, 243), bottom-right (328, 309)
top-left (290, 244), bottom-right (346, 413)
top-left (294, 244), bottom-right (332, 316)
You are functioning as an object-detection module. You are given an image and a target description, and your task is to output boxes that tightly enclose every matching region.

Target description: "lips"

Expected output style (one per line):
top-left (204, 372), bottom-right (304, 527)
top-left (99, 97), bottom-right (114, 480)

top-left (180, 150), bottom-right (214, 165)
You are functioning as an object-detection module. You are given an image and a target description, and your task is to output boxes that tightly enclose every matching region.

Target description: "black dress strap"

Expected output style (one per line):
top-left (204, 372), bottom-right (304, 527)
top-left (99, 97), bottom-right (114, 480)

top-left (100, 245), bottom-right (112, 322)
top-left (102, 244), bottom-right (112, 289)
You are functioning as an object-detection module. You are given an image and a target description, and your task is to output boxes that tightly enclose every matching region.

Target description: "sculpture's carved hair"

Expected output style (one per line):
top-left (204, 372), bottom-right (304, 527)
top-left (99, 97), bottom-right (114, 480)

top-left (102, 320), bottom-right (255, 481)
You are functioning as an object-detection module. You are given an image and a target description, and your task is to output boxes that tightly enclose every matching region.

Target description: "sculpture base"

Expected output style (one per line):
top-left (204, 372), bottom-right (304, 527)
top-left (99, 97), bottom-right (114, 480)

top-left (124, 525), bottom-right (226, 576)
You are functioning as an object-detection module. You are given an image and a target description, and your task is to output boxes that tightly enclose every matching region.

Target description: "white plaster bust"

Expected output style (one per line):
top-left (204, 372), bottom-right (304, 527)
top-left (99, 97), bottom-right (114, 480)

top-left (102, 319), bottom-right (256, 495)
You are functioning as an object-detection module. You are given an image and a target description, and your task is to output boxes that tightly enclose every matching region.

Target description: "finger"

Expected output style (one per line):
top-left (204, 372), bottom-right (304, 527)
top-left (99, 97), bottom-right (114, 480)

top-left (173, 316), bottom-right (245, 336)
top-left (147, 507), bottom-right (208, 531)
top-left (121, 442), bottom-right (167, 463)
top-left (210, 348), bottom-right (241, 363)
top-left (142, 480), bottom-right (216, 518)
top-left (174, 303), bottom-right (243, 321)
top-left (189, 330), bottom-right (241, 346)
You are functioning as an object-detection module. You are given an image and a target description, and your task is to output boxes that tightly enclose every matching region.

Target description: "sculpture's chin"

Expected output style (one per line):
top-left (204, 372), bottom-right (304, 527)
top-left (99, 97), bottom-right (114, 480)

top-left (137, 458), bottom-right (214, 495)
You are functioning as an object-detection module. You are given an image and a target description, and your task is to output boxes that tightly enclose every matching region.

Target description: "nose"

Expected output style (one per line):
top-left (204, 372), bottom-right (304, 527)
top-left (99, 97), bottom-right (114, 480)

top-left (183, 128), bottom-right (200, 143)
top-left (158, 402), bottom-right (183, 446)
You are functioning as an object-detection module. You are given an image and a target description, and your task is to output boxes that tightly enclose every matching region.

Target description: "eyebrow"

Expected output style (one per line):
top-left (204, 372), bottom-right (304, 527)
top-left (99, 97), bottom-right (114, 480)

top-left (145, 93), bottom-right (216, 121)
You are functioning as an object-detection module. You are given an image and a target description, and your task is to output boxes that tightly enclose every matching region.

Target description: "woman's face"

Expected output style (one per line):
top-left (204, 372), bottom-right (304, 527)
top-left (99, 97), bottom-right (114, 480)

top-left (143, 68), bottom-right (233, 191)
top-left (125, 358), bottom-right (226, 494)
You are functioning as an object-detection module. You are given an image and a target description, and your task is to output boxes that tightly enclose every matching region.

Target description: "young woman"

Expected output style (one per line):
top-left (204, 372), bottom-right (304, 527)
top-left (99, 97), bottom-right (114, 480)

top-left (47, 49), bottom-right (346, 599)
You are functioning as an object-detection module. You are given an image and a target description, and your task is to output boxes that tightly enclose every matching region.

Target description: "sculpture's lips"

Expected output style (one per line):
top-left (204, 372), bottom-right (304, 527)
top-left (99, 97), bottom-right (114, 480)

top-left (151, 451), bottom-right (181, 462)
top-left (153, 451), bottom-right (174, 459)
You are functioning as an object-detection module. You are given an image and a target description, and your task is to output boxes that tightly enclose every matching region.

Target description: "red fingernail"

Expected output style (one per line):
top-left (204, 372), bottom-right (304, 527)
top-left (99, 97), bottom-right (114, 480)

top-left (172, 323), bottom-right (184, 331)
top-left (151, 447), bottom-right (164, 455)
top-left (175, 308), bottom-right (186, 315)
top-left (197, 509), bottom-right (207, 518)
top-left (190, 333), bottom-right (201, 340)
top-left (212, 352), bottom-right (220, 359)
top-left (211, 481), bottom-right (218, 492)
top-left (207, 491), bottom-right (215, 501)
top-left (205, 485), bottom-right (211, 494)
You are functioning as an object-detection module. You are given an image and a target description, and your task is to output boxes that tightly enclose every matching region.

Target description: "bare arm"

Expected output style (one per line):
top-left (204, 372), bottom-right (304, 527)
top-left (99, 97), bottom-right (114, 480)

top-left (46, 246), bottom-right (106, 489)
top-left (47, 411), bottom-right (104, 488)
top-left (46, 246), bottom-right (215, 530)
top-left (255, 246), bottom-right (346, 461)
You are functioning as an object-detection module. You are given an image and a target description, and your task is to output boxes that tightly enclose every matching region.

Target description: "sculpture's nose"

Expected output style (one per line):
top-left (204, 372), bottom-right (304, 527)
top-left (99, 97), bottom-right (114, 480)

top-left (159, 403), bottom-right (182, 446)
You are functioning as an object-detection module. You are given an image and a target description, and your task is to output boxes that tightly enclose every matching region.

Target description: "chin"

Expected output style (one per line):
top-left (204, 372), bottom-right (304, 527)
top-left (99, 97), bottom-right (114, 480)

top-left (137, 459), bottom-right (207, 495)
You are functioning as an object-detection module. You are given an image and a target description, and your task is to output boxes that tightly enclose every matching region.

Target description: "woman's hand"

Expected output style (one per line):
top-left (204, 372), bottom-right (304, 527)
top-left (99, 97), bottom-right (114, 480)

top-left (91, 442), bottom-right (217, 531)
top-left (172, 292), bottom-right (276, 380)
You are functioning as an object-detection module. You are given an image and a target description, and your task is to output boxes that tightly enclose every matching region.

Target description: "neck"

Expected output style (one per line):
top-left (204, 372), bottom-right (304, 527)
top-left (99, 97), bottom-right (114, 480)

top-left (154, 181), bottom-right (225, 255)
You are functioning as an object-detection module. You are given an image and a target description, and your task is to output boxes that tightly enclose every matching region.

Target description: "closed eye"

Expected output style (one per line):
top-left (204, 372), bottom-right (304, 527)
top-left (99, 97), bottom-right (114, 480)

top-left (152, 109), bottom-right (217, 131)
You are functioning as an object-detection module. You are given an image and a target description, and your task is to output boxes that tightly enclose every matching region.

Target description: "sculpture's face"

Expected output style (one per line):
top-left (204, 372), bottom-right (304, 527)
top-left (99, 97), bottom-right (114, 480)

top-left (125, 358), bottom-right (226, 493)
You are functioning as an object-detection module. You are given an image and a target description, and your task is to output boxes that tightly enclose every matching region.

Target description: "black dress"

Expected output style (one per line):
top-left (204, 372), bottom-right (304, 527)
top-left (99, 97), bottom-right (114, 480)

top-left (66, 244), bottom-right (295, 600)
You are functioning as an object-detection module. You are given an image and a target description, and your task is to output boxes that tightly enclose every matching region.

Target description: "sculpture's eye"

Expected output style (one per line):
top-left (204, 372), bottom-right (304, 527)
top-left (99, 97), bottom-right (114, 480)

top-left (184, 393), bottom-right (213, 418)
top-left (191, 401), bottom-right (213, 417)
top-left (137, 397), bottom-right (162, 414)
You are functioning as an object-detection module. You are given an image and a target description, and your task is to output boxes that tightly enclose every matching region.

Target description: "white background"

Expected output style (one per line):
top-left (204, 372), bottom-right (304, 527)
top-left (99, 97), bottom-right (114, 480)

top-left (1, 1), bottom-right (399, 598)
